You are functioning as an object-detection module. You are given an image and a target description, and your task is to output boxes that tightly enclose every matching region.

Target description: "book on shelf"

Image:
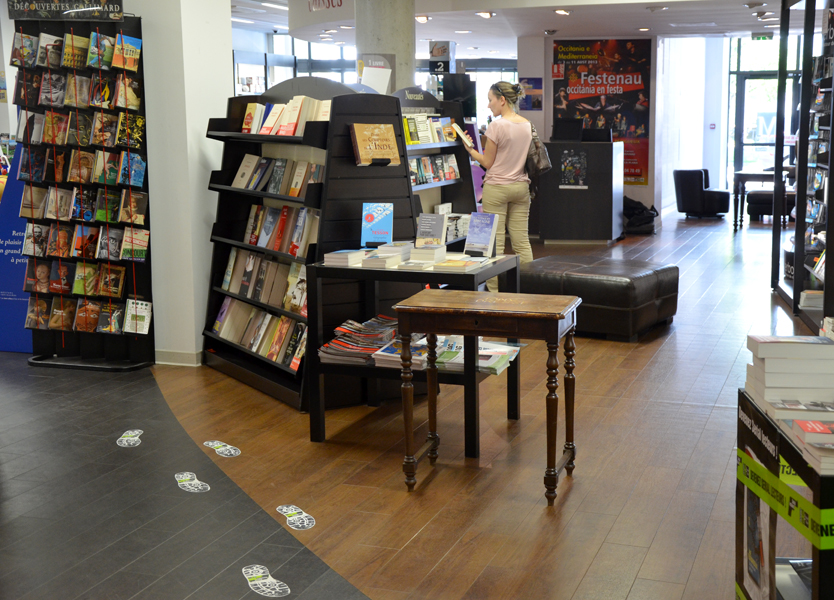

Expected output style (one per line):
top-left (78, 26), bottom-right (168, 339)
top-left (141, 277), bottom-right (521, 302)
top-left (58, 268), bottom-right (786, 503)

top-left (348, 123), bottom-right (400, 166)
top-left (71, 262), bottom-right (99, 295)
top-left (232, 154), bottom-right (261, 189)
top-left (464, 212), bottom-right (498, 257)
top-left (265, 316), bottom-right (295, 362)
top-left (95, 189), bottom-right (121, 223)
top-left (25, 297), bottom-right (50, 330)
top-left (90, 72), bottom-right (115, 109)
top-left (47, 261), bottom-right (74, 295)
top-left (94, 151), bottom-right (120, 185)
top-left (112, 33), bottom-right (142, 72)
top-left (22, 222), bottom-right (48, 257)
top-left (792, 420), bottom-right (834, 444)
top-left (67, 150), bottom-right (96, 184)
top-left (48, 296), bottom-right (76, 331)
top-left (120, 227), bottom-right (149, 262)
top-left (237, 252), bottom-right (261, 299)
top-left (97, 302), bottom-right (125, 334)
top-left (248, 158), bottom-right (275, 191)
top-left (283, 263), bottom-right (307, 317)
top-left (47, 223), bottom-right (74, 257)
top-left (416, 213), bottom-right (448, 247)
top-left (71, 224), bottom-right (100, 259)
top-left (44, 187), bottom-right (73, 221)
top-left (221, 248), bottom-right (238, 291)
top-left (61, 33), bottom-right (89, 69)
top-left (92, 112), bottom-right (118, 147)
top-left (276, 96), bottom-right (304, 136)
top-left (74, 299), bottom-right (102, 333)
top-left (124, 299), bottom-right (152, 335)
top-left (212, 297), bottom-right (233, 334)
top-left (97, 227), bottom-right (124, 261)
top-left (17, 110), bottom-right (44, 145)
top-left (13, 72), bottom-right (42, 108)
top-left (241, 103), bottom-right (265, 134)
top-left (361, 203), bottom-right (394, 246)
top-left (258, 104), bottom-right (285, 134)
top-left (23, 258), bottom-right (50, 293)
top-left (44, 147), bottom-right (72, 183)
top-left (119, 152), bottom-right (146, 187)
top-left (18, 147), bottom-right (47, 183)
top-left (36, 33), bottom-right (63, 69)
top-left (43, 111), bottom-right (70, 146)
top-left (67, 112), bottom-right (93, 147)
top-left (65, 73), bottom-right (91, 109)
top-left (87, 31), bottom-right (115, 69)
top-left (114, 73), bottom-right (142, 111)
top-left (119, 190), bottom-right (148, 225)
top-left (98, 263), bottom-right (127, 298)
top-left (287, 161), bottom-right (309, 197)
top-left (116, 113), bottom-right (146, 150)
top-left (19, 185), bottom-right (47, 219)
top-left (10, 32), bottom-right (38, 68)
top-left (288, 327), bottom-right (308, 371)
top-left (447, 213), bottom-right (472, 243)
top-left (265, 159), bottom-right (288, 195)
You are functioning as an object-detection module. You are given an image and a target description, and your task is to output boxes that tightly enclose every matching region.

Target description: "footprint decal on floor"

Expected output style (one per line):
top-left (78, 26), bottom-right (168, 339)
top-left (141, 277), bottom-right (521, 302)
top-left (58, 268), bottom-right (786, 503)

top-left (203, 440), bottom-right (241, 457)
top-left (276, 505), bottom-right (316, 530)
top-left (174, 472), bottom-right (210, 493)
top-left (242, 565), bottom-right (290, 597)
top-left (116, 430), bottom-right (143, 447)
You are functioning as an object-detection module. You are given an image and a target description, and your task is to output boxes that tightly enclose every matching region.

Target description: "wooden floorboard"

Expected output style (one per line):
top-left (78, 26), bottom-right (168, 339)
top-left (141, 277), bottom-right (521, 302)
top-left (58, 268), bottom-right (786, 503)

top-left (152, 216), bottom-right (816, 600)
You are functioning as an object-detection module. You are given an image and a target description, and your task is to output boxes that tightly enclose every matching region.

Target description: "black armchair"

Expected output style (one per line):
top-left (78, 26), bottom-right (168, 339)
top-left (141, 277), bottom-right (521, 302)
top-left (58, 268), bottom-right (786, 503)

top-left (672, 169), bottom-right (730, 217)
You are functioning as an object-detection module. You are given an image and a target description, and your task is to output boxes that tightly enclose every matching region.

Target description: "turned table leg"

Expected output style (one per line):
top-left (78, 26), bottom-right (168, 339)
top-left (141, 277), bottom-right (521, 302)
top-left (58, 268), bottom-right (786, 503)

top-left (544, 340), bottom-right (560, 506)
top-left (564, 329), bottom-right (576, 474)
top-left (426, 333), bottom-right (440, 465)
top-left (401, 333), bottom-right (416, 491)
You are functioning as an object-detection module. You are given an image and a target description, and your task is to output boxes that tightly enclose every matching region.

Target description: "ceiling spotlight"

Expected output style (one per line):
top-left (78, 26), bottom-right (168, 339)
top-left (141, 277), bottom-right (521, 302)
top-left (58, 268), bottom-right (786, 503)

top-left (744, 2), bottom-right (766, 8)
top-left (488, 50), bottom-right (499, 53)
top-left (231, 17), bottom-right (254, 23)
top-left (319, 34), bottom-right (332, 38)
top-left (476, 11), bottom-right (496, 18)
top-left (262, 2), bottom-right (288, 9)
top-left (468, 46), bottom-right (479, 49)
top-left (638, 27), bottom-right (651, 31)
top-left (415, 15), bottom-right (431, 23)
top-left (753, 10), bottom-right (774, 15)
top-left (759, 17), bottom-right (779, 21)
top-left (340, 25), bottom-right (354, 29)
top-left (323, 29), bottom-right (337, 33)
top-left (335, 41), bottom-right (345, 45)
top-left (544, 29), bottom-right (558, 35)
top-left (455, 30), bottom-right (472, 33)
top-left (554, 9), bottom-right (572, 15)
top-left (647, 5), bottom-right (668, 11)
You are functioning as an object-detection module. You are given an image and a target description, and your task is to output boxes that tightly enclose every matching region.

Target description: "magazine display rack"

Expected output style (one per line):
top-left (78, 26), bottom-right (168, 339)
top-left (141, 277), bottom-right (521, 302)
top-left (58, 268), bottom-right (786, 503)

top-left (13, 16), bottom-right (154, 371)
top-left (203, 78), bottom-right (422, 409)
top-left (736, 390), bottom-right (834, 600)
top-left (394, 87), bottom-right (477, 248)
top-left (771, 0), bottom-right (834, 328)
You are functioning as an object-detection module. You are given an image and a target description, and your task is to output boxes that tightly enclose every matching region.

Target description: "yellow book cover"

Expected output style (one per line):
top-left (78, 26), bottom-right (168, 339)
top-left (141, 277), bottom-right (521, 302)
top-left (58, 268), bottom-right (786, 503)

top-left (349, 123), bottom-right (401, 166)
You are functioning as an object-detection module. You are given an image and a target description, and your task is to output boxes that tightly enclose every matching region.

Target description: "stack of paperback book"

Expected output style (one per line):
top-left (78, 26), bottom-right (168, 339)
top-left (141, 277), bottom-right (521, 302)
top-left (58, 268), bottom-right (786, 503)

top-left (317, 315), bottom-right (399, 365)
top-left (372, 338), bottom-right (430, 370)
top-left (323, 248), bottom-right (372, 267)
top-left (434, 337), bottom-right (521, 375)
top-left (746, 335), bottom-right (834, 474)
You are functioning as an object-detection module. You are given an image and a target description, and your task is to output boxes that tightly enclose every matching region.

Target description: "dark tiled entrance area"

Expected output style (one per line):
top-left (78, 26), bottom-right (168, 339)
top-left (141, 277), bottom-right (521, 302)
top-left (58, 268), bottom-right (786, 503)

top-left (0, 355), bottom-right (366, 600)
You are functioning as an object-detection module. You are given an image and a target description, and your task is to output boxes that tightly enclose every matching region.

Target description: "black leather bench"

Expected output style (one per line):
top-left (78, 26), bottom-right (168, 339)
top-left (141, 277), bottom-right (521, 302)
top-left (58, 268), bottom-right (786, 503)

top-left (518, 256), bottom-right (679, 342)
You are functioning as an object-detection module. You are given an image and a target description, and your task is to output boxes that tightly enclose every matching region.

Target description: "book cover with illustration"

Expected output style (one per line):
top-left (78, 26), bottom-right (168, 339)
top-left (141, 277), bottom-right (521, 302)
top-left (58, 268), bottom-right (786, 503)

top-left (72, 263), bottom-right (99, 296)
top-left (71, 187), bottom-right (97, 222)
top-left (112, 34), bottom-right (142, 71)
top-left (11, 32), bottom-right (38, 68)
top-left (67, 111), bottom-right (93, 146)
top-left (64, 73), bottom-right (91, 109)
top-left (61, 33), bottom-right (89, 69)
top-left (87, 32), bottom-right (115, 69)
top-left (24, 258), bottom-right (51, 293)
top-left (25, 297), bottom-right (50, 330)
top-left (114, 73), bottom-right (142, 111)
top-left (90, 72), bottom-right (115, 109)
top-left (92, 112), bottom-right (118, 147)
top-left (48, 296), bottom-right (76, 331)
top-left (349, 123), bottom-right (401, 166)
top-left (119, 190), bottom-right (148, 225)
top-left (560, 149), bottom-right (588, 189)
top-left (119, 152), bottom-right (146, 187)
top-left (97, 302), bottom-right (125, 334)
top-left (116, 113), bottom-right (145, 149)
top-left (464, 212), bottom-right (498, 257)
top-left (360, 203), bottom-right (394, 246)
top-left (14, 71), bottom-right (42, 108)
top-left (74, 299), bottom-right (102, 333)
top-left (48, 261), bottom-right (75, 295)
top-left (97, 227), bottom-right (124, 261)
top-left (36, 33), bottom-right (62, 69)
top-left (95, 188), bottom-right (121, 223)
top-left (97, 264), bottom-right (126, 298)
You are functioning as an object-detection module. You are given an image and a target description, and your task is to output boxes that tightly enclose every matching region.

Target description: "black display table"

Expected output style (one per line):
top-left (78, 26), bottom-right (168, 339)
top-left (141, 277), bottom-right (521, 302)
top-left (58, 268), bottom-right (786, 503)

top-left (305, 255), bottom-right (520, 450)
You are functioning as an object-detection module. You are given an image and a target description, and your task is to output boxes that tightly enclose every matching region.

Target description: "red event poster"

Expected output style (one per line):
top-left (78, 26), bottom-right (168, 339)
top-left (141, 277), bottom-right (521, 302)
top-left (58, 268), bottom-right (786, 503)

top-left (553, 39), bottom-right (651, 185)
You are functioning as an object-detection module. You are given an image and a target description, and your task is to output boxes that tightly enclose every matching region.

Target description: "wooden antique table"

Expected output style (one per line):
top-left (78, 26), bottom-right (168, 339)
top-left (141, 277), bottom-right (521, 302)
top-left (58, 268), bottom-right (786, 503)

top-left (394, 289), bottom-right (581, 506)
top-left (733, 170), bottom-right (773, 230)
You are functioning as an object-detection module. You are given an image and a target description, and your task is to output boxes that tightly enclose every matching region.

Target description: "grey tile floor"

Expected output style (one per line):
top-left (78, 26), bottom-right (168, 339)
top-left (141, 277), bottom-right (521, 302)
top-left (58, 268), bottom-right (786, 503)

top-left (0, 352), bottom-right (367, 600)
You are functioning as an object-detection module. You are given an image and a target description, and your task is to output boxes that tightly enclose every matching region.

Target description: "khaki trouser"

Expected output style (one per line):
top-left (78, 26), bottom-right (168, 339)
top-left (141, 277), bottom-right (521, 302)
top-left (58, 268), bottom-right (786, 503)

top-left (481, 181), bottom-right (534, 292)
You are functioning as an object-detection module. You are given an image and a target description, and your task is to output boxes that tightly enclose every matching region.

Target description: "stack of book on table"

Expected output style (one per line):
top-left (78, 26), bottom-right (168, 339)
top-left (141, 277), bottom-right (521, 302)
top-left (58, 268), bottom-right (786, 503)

top-left (317, 315), bottom-right (399, 365)
top-left (746, 334), bottom-right (834, 474)
top-left (362, 241), bottom-right (413, 268)
top-left (323, 248), bottom-right (372, 267)
top-left (371, 336), bottom-right (520, 374)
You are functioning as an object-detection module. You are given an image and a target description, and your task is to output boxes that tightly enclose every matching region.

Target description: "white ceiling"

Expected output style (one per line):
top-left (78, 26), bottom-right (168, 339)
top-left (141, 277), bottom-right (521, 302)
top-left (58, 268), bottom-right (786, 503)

top-left (230, 0), bottom-right (825, 60)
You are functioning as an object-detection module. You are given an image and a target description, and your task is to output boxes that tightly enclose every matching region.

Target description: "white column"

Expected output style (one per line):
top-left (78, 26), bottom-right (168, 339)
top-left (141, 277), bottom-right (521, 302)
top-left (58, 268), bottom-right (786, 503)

top-left (123, 0), bottom-right (233, 365)
top-left (517, 36), bottom-right (545, 135)
top-left (354, 0), bottom-right (414, 92)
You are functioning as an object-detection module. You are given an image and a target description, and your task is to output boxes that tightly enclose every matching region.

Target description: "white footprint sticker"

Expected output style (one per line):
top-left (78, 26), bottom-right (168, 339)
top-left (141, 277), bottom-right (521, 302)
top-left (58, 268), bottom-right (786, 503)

top-left (116, 430), bottom-right (143, 447)
top-left (203, 440), bottom-right (241, 458)
top-left (174, 472), bottom-right (210, 493)
top-left (242, 564), bottom-right (290, 598)
top-left (276, 505), bottom-right (316, 530)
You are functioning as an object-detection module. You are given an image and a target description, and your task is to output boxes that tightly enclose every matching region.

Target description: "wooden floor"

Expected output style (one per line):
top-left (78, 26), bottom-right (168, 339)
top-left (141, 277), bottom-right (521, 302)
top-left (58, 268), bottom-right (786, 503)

top-left (153, 215), bottom-right (813, 600)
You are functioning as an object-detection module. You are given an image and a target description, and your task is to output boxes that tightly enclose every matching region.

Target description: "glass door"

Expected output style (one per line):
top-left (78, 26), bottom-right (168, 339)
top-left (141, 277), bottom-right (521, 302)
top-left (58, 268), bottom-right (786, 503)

top-left (732, 74), bottom-right (800, 174)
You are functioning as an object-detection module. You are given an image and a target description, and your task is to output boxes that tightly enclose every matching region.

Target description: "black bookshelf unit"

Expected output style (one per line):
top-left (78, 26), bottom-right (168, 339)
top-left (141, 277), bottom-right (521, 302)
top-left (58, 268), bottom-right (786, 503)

top-left (14, 16), bottom-right (154, 371)
top-left (771, 0), bottom-right (834, 330)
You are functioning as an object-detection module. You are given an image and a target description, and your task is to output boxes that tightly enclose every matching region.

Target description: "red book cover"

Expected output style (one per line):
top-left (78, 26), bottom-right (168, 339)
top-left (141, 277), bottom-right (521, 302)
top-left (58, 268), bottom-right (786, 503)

top-left (796, 420), bottom-right (834, 434)
top-left (272, 206), bottom-right (290, 251)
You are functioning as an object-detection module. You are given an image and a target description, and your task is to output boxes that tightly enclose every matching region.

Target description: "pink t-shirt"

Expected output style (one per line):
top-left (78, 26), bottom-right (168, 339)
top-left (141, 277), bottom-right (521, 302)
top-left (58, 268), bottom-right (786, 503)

top-left (483, 118), bottom-right (532, 185)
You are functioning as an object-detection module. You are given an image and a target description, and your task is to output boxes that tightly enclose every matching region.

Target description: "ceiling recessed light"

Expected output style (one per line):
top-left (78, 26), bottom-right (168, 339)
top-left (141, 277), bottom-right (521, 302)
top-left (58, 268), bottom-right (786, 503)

top-left (335, 41), bottom-right (345, 45)
top-left (231, 17), bottom-right (254, 23)
top-left (262, 2), bottom-right (288, 9)
top-left (554, 9), bottom-right (571, 15)
top-left (544, 29), bottom-right (558, 35)
top-left (759, 17), bottom-right (779, 21)
top-left (475, 11), bottom-right (496, 18)
top-left (647, 5), bottom-right (668, 11)
top-left (323, 29), bottom-right (337, 33)
top-left (415, 15), bottom-right (431, 23)
top-left (753, 10), bottom-right (775, 15)
top-left (488, 50), bottom-right (499, 53)
top-left (638, 27), bottom-right (651, 31)
top-left (340, 25), bottom-right (354, 29)
top-left (419, 38), bottom-right (433, 42)
top-left (744, 2), bottom-right (766, 8)
top-left (468, 46), bottom-right (479, 50)
top-left (455, 30), bottom-right (472, 33)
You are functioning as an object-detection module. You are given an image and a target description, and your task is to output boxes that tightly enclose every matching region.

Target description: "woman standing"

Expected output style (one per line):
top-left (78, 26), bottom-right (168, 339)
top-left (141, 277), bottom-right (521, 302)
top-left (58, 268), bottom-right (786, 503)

top-left (463, 81), bottom-right (534, 292)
